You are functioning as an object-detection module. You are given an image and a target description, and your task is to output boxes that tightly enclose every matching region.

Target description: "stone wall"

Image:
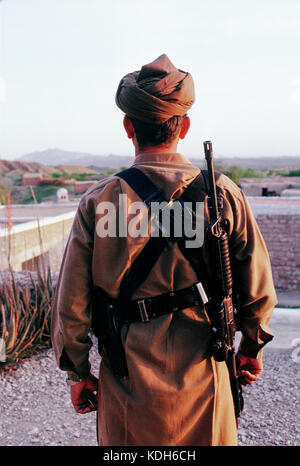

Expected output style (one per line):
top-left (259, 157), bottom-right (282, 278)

top-left (256, 214), bottom-right (300, 291)
top-left (0, 212), bottom-right (75, 273)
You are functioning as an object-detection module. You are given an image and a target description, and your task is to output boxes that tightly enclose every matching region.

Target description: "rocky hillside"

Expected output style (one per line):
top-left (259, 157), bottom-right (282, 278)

top-left (0, 160), bottom-right (56, 178)
top-left (0, 160), bottom-right (98, 179)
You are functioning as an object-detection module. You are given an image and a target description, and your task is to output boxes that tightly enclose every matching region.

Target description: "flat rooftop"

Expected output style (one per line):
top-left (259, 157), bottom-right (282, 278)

top-left (247, 197), bottom-right (300, 215)
top-left (0, 202), bottom-right (79, 226)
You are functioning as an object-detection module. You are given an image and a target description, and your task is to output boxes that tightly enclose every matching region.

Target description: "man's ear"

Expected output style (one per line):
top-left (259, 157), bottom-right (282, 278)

top-left (123, 115), bottom-right (135, 139)
top-left (179, 115), bottom-right (190, 140)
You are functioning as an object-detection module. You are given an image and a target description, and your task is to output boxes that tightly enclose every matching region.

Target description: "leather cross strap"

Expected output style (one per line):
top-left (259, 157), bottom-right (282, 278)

top-left (115, 167), bottom-right (208, 301)
top-left (117, 167), bottom-right (166, 206)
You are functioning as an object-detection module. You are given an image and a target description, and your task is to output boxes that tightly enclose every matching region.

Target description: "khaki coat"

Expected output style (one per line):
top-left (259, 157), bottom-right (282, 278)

top-left (51, 152), bottom-right (277, 446)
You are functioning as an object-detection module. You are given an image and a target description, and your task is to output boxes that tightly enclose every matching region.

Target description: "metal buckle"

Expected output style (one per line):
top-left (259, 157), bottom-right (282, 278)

top-left (137, 299), bottom-right (150, 322)
top-left (194, 282), bottom-right (209, 305)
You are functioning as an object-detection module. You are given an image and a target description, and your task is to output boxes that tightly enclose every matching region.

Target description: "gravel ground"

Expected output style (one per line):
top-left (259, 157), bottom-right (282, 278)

top-left (0, 338), bottom-right (299, 447)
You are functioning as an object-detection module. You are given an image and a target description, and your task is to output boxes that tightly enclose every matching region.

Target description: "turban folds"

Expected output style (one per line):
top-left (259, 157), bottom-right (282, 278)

top-left (115, 54), bottom-right (195, 124)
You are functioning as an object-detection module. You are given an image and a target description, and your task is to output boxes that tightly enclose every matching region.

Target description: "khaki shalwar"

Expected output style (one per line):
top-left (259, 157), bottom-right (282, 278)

top-left (51, 152), bottom-right (277, 446)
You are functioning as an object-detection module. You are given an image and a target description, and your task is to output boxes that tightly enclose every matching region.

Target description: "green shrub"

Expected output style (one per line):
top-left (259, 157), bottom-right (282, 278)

top-left (284, 170), bottom-right (300, 177)
top-left (221, 167), bottom-right (265, 187)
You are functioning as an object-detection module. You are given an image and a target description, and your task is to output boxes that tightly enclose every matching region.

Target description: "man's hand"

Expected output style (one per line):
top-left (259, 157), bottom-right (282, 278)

top-left (236, 352), bottom-right (263, 386)
top-left (70, 374), bottom-right (99, 414)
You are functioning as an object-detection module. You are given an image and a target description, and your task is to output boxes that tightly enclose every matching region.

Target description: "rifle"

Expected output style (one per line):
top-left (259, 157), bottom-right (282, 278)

top-left (203, 140), bottom-right (244, 419)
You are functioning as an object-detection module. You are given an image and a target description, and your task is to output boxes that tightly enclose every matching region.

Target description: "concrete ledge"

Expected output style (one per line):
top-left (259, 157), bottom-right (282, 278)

top-left (248, 197), bottom-right (300, 216)
top-left (275, 291), bottom-right (300, 308)
top-left (0, 210), bottom-right (76, 237)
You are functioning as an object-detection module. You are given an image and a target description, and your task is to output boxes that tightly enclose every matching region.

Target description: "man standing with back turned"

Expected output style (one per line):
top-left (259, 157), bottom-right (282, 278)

top-left (51, 54), bottom-right (277, 446)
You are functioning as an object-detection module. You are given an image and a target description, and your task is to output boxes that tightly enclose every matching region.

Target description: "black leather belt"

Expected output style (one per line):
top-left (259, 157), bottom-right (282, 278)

top-left (111, 282), bottom-right (209, 324)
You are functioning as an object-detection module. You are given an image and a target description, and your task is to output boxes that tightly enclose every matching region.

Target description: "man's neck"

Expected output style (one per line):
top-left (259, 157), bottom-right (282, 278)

top-left (134, 141), bottom-right (179, 157)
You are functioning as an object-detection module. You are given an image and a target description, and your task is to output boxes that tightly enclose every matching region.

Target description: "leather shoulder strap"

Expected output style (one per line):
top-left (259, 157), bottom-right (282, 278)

top-left (116, 167), bottom-right (165, 206)
top-left (114, 167), bottom-right (209, 300)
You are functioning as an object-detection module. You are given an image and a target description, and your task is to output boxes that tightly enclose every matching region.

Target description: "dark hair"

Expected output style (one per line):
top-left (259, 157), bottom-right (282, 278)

top-left (128, 115), bottom-right (186, 150)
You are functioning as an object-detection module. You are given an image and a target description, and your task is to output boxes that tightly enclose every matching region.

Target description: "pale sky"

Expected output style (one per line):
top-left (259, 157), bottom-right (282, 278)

top-left (0, 0), bottom-right (300, 160)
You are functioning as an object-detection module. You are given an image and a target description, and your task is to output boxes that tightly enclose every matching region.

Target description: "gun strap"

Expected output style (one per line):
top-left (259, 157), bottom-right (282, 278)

top-left (115, 167), bottom-right (210, 301)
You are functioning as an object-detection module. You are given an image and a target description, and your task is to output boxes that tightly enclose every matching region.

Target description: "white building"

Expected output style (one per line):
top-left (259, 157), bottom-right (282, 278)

top-left (56, 187), bottom-right (69, 203)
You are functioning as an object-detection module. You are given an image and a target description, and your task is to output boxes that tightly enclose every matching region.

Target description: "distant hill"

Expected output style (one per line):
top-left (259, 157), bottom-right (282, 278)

top-left (211, 156), bottom-right (300, 171)
top-left (17, 148), bottom-right (134, 169)
top-left (0, 159), bottom-right (57, 178)
top-left (15, 148), bottom-right (300, 171)
top-left (0, 159), bottom-right (98, 179)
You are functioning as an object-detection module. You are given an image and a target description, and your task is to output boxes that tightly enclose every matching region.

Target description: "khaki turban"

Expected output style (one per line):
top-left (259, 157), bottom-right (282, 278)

top-left (115, 54), bottom-right (195, 124)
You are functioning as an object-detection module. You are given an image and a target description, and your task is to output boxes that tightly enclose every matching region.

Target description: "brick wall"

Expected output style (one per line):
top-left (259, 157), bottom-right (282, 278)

top-left (256, 214), bottom-right (300, 291)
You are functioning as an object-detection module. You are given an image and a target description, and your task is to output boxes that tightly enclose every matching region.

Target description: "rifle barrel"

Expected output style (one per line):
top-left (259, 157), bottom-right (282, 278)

top-left (203, 141), bottom-right (219, 220)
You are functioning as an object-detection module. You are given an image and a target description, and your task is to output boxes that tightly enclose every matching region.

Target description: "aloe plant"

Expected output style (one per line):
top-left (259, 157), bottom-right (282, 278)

top-left (0, 266), bottom-right (54, 367)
